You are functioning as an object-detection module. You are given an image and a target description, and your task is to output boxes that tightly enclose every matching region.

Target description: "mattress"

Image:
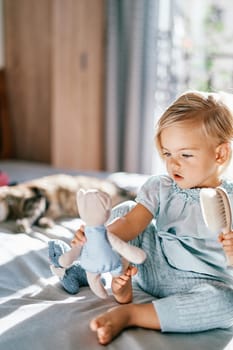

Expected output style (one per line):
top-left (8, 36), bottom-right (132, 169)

top-left (1, 160), bottom-right (233, 350)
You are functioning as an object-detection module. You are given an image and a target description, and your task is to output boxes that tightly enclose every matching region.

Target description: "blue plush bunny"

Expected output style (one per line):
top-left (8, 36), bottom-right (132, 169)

top-left (49, 189), bottom-right (146, 298)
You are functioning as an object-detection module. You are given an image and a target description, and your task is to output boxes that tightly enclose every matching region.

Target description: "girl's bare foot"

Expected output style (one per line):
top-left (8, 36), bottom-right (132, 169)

top-left (90, 304), bottom-right (133, 345)
top-left (111, 265), bottom-right (138, 304)
top-left (90, 303), bottom-right (161, 345)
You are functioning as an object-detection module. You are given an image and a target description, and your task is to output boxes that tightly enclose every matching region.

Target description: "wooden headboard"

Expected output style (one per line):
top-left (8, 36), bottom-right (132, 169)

top-left (0, 69), bottom-right (12, 159)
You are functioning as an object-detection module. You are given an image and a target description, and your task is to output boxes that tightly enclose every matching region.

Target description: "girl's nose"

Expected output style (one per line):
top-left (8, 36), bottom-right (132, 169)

top-left (169, 156), bottom-right (180, 169)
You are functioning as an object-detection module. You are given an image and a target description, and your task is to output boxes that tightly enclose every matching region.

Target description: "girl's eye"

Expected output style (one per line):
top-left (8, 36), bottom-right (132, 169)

top-left (181, 154), bottom-right (193, 158)
top-left (162, 152), bottom-right (171, 158)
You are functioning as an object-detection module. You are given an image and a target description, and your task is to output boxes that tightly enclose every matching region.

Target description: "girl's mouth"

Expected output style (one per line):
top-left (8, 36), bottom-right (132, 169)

top-left (173, 173), bottom-right (183, 181)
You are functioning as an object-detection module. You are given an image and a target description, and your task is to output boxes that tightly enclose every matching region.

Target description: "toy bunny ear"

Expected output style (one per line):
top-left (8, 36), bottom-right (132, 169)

top-left (98, 191), bottom-right (112, 211)
top-left (77, 188), bottom-right (85, 202)
top-left (76, 189), bottom-right (85, 215)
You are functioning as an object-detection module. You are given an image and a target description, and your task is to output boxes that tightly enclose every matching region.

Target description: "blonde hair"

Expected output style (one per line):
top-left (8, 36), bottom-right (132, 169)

top-left (155, 91), bottom-right (233, 156)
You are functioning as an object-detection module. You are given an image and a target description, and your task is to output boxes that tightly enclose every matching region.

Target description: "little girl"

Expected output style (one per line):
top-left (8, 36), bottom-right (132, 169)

top-left (73, 91), bottom-right (233, 345)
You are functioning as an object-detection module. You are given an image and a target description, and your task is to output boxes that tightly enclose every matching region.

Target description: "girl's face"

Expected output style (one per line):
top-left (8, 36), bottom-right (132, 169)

top-left (160, 123), bottom-right (227, 189)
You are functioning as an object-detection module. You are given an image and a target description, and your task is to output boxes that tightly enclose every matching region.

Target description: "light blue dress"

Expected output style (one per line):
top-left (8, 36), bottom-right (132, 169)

top-left (110, 175), bottom-right (233, 333)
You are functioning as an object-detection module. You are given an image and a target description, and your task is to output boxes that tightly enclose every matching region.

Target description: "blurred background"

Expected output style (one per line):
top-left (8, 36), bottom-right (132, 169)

top-left (0, 0), bottom-right (232, 175)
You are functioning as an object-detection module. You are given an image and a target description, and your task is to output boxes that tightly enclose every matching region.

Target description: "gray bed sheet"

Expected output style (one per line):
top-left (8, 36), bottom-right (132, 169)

top-left (1, 160), bottom-right (233, 350)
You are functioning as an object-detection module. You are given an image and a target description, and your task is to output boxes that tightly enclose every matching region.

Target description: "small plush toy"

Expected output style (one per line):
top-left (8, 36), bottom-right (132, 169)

top-left (49, 189), bottom-right (146, 299)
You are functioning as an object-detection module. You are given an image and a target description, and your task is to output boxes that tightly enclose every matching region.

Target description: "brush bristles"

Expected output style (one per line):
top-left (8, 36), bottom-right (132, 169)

top-left (200, 188), bottom-right (230, 233)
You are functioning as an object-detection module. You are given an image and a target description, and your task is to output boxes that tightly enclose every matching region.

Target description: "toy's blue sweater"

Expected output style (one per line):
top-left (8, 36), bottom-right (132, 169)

top-left (79, 225), bottom-right (123, 276)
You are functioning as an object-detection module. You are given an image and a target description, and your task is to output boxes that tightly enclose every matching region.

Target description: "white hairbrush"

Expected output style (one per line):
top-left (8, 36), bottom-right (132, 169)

top-left (200, 187), bottom-right (233, 266)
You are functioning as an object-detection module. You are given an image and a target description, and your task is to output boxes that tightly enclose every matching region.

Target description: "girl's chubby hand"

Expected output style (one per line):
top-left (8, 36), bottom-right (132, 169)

top-left (111, 265), bottom-right (138, 293)
top-left (111, 265), bottom-right (138, 304)
top-left (218, 231), bottom-right (233, 257)
top-left (71, 224), bottom-right (86, 247)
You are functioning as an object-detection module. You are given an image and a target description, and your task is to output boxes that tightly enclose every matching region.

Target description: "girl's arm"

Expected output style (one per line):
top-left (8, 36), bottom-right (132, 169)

top-left (107, 203), bottom-right (153, 241)
top-left (72, 203), bottom-right (153, 245)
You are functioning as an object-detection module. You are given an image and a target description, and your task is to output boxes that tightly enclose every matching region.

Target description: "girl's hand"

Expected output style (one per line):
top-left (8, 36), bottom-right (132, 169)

top-left (71, 224), bottom-right (86, 247)
top-left (111, 265), bottom-right (138, 304)
top-left (218, 231), bottom-right (233, 259)
top-left (111, 265), bottom-right (138, 294)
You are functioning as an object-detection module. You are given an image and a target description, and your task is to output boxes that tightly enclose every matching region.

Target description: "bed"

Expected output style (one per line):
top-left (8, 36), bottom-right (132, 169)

top-left (1, 160), bottom-right (233, 350)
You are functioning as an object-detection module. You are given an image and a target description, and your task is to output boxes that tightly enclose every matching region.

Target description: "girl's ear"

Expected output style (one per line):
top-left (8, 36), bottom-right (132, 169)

top-left (215, 142), bottom-right (231, 164)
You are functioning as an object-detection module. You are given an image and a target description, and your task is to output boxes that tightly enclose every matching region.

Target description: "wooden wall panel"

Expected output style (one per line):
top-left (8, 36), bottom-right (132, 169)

top-left (51, 0), bottom-right (105, 170)
top-left (4, 0), bottom-right (105, 170)
top-left (4, 0), bottom-right (52, 162)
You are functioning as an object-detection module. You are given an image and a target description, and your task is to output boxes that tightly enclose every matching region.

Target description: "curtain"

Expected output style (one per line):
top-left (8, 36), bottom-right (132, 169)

top-left (105, 0), bottom-right (159, 174)
top-left (104, 0), bottom-right (233, 175)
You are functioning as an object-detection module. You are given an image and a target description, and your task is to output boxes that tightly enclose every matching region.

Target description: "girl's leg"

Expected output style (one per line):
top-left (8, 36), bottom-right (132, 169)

top-left (91, 281), bottom-right (233, 345)
top-left (90, 303), bottom-right (161, 345)
top-left (89, 201), bottom-right (161, 344)
top-left (154, 281), bottom-right (233, 333)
